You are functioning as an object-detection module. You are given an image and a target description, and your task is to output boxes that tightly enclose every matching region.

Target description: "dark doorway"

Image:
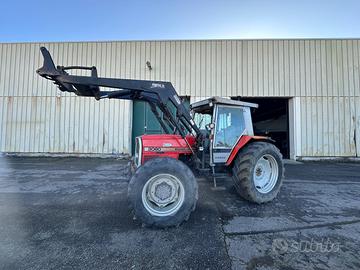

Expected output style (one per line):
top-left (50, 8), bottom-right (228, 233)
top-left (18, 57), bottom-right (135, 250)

top-left (232, 97), bottom-right (290, 158)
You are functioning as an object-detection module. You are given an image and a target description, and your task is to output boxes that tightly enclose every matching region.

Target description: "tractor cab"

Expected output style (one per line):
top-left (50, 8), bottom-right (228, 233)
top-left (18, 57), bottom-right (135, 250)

top-left (191, 97), bottom-right (258, 165)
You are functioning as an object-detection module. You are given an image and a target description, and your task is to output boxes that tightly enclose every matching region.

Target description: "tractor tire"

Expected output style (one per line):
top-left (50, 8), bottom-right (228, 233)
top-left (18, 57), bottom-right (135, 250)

top-left (128, 157), bottom-right (198, 228)
top-left (232, 141), bottom-right (284, 204)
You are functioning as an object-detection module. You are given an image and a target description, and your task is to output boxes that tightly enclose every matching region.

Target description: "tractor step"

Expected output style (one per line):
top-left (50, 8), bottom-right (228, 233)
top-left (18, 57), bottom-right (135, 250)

top-left (211, 186), bottom-right (226, 191)
top-left (211, 169), bottom-right (230, 189)
top-left (213, 173), bottom-right (230, 179)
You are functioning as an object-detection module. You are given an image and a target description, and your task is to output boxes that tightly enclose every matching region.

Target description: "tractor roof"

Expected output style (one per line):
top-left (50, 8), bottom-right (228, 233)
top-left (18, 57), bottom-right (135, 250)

top-left (190, 96), bottom-right (258, 113)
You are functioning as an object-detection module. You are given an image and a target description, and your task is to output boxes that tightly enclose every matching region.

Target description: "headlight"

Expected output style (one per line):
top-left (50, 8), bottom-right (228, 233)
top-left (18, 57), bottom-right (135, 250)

top-left (134, 137), bottom-right (142, 167)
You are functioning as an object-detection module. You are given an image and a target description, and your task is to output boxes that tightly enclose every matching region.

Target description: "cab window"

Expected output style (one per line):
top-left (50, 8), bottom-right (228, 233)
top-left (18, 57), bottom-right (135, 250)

top-left (194, 112), bottom-right (212, 130)
top-left (214, 106), bottom-right (245, 148)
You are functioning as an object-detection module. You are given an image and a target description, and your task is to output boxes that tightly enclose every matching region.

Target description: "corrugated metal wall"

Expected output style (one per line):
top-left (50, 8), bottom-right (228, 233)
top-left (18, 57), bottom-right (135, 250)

top-left (0, 43), bottom-right (132, 155)
top-left (0, 40), bottom-right (359, 156)
top-left (300, 97), bottom-right (359, 157)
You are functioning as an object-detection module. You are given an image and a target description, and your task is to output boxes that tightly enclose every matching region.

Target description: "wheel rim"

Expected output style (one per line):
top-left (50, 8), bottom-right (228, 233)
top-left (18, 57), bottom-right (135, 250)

top-left (142, 174), bottom-right (185, 217)
top-left (253, 154), bottom-right (279, 194)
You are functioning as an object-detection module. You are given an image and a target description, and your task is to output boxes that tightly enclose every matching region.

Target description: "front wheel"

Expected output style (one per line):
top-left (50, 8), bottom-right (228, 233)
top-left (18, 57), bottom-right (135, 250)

top-left (232, 141), bottom-right (284, 203)
top-left (128, 157), bottom-right (198, 227)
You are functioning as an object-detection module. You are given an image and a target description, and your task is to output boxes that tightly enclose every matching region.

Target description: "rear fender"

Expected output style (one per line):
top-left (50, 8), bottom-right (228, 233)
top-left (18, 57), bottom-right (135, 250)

top-left (225, 135), bottom-right (274, 166)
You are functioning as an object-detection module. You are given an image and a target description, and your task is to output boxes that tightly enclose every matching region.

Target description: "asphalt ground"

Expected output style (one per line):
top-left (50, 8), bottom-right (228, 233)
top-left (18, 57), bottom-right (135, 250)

top-left (0, 157), bottom-right (359, 269)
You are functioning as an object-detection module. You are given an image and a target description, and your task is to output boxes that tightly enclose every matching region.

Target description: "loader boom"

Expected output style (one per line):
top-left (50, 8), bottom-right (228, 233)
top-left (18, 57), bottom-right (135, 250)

top-left (36, 47), bottom-right (202, 145)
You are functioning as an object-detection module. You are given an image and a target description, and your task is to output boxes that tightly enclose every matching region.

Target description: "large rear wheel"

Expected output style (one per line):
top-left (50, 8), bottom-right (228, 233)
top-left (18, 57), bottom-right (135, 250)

top-left (232, 141), bottom-right (284, 203)
top-left (128, 157), bottom-right (198, 227)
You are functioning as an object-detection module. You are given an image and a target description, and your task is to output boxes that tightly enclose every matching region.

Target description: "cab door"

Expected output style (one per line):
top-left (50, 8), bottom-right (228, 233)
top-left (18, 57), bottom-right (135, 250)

top-left (212, 105), bottom-right (246, 164)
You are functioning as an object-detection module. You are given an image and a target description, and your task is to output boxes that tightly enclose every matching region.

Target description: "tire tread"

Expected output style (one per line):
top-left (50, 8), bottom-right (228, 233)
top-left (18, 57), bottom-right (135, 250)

top-left (232, 141), bottom-right (285, 204)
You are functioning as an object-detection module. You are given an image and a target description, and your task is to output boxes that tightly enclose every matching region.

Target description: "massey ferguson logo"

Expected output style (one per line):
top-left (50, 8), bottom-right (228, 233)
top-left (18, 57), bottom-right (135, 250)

top-left (150, 83), bottom-right (165, 88)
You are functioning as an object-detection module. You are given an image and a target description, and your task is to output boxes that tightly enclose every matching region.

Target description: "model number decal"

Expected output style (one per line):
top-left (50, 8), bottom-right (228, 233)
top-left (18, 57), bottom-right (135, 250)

top-left (151, 83), bottom-right (165, 88)
top-left (173, 95), bottom-right (181, 104)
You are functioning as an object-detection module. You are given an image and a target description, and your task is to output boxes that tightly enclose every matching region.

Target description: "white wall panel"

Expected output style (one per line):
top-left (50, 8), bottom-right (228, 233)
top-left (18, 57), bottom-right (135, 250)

top-left (0, 39), bottom-right (359, 156)
top-left (0, 96), bottom-right (131, 154)
top-left (1, 40), bottom-right (358, 98)
top-left (299, 97), bottom-right (358, 157)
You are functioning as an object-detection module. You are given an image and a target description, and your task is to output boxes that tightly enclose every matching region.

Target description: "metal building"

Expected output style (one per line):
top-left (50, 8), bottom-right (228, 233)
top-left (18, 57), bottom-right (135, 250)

top-left (0, 39), bottom-right (359, 159)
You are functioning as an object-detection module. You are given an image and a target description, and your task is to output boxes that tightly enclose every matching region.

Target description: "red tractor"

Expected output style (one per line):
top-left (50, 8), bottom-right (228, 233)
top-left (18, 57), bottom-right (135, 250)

top-left (37, 47), bottom-right (284, 228)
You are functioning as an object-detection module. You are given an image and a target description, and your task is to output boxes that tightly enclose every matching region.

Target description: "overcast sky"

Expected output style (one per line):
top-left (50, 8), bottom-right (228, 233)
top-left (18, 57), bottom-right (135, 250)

top-left (1, 0), bottom-right (359, 42)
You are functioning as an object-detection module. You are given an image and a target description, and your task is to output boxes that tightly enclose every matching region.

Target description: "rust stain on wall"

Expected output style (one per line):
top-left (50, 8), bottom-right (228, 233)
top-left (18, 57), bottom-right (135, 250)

top-left (353, 116), bottom-right (358, 157)
top-left (102, 132), bottom-right (106, 148)
top-left (55, 96), bottom-right (61, 106)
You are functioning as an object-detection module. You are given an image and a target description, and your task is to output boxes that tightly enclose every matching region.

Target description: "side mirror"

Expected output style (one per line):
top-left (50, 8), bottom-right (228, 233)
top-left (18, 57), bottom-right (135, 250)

top-left (205, 123), bottom-right (215, 131)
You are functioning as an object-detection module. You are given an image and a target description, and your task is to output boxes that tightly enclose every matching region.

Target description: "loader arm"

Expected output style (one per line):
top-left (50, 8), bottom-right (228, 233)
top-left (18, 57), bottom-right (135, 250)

top-left (36, 47), bottom-right (202, 146)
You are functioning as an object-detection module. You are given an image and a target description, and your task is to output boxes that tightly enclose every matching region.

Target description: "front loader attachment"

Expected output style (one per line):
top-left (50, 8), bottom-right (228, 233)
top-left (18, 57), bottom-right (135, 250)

top-left (36, 47), bottom-right (203, 147)
top-left (37, 47), bottom-right (101, 99)
top-left (36, 47), bottom-right (58, 77)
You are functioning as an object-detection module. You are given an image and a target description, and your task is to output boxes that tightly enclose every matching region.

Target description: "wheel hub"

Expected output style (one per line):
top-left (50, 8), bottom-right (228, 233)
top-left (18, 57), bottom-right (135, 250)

top-left (253, 154), bottom-right (279, 194)
top-left (142, 174), bottom-right (185, 216)
top-left (147, 178), bottom-right (179, 207)
top-left (255, 167), bottom-right (263, 177)
top-left (154, 182), bottom-right (172, 201)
